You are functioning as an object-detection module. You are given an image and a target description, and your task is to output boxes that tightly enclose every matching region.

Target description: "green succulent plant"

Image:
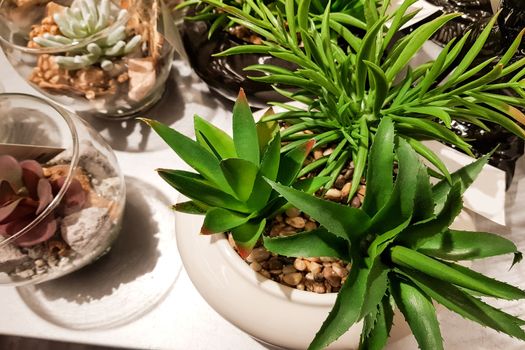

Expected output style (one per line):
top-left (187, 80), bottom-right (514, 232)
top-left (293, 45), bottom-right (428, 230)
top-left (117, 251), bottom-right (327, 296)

top-left (177, 0), bottom-right (365, 39)
top-left (201, 0), bottom-right (525, 200)
top-left (33, 0), bottom-right (142, 71)
top-left (264, 117), bottom-right (525, 350)
top-left (142, 90), bottom-right (329, 257)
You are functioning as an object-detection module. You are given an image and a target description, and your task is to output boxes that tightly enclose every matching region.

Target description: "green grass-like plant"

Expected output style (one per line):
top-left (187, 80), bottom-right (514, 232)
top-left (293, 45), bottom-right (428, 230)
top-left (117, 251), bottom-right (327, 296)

top-left (143, 90), bottom-right (329, 257)
top-left (265, 117), bottom-right (525, 349)
top-left (201, 0), bottom-right (525, 200)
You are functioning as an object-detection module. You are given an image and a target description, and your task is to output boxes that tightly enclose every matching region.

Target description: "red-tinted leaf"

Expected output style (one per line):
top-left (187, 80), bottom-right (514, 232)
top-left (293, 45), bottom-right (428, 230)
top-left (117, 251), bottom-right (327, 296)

top-left (14, 215), bottom-right (57, 247)
top-left (0, 155), bottom-right (23, 191)
top-left (0, 180), bottom-right (17, 204)
top-left (36, 179), bottom-right (53, 215)
top-left (54, 177), bottom-right (87, 215)
top-left (20, 160), bottom-right (44, 199)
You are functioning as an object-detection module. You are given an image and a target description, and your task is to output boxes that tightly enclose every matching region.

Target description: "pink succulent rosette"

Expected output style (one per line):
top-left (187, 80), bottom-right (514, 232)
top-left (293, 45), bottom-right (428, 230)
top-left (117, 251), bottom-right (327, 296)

top-left (0, 155), bottom-right (86, 247)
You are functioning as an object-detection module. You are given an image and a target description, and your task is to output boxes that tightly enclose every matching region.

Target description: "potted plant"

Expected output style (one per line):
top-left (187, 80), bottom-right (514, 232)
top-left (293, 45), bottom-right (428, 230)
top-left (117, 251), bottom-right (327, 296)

top-left (176, 0), bottom-right (365, 106)
top-left (0, 93), bottom-right (125, 285)
top-left (0, 0), bottom-right (178, 119)
top-left (144, 1), bottom-right (525, 348)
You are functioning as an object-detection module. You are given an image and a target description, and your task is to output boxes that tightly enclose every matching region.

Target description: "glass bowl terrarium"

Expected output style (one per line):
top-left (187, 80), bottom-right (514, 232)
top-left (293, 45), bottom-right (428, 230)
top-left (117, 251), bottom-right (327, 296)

top-left (0, 0), bottom-right (175, 120)
top-left (0, 93), bottom-right (125, 285)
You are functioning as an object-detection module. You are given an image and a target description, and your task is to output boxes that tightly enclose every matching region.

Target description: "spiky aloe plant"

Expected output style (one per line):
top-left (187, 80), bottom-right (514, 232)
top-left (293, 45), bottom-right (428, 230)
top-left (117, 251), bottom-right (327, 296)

top-left (177, 0), bottom-right (364, 38)
top-left (202, 0), bottom-right (525, 199)
top-left (264, 117), bottom-right (525, 350)
top-left (142, 90), bottom-right (328, 257)
top-left (32, 0), bottom-right (142, 71)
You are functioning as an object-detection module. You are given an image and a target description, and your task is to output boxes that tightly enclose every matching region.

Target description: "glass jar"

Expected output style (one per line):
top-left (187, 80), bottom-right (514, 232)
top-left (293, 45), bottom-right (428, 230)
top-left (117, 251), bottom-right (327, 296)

top-left (0, 93), bottom-right (126, 285)
top-left (0, 0), bottom-right (176, 120)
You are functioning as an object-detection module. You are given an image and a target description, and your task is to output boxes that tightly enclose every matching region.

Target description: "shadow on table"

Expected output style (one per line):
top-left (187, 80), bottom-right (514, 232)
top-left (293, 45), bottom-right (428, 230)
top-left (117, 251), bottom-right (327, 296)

top-left (82, 58), bottom-right (227, 153)
top-left (17, 177), bottom-right (178, 329)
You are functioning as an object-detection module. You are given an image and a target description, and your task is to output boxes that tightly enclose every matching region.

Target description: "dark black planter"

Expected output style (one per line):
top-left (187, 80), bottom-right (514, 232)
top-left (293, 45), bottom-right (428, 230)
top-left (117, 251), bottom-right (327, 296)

top-left (181, 18), bottom-right (295, 108)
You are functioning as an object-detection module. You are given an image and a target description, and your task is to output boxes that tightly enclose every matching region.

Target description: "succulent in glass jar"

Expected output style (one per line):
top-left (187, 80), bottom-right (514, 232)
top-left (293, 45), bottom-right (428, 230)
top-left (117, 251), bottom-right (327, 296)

top-left (31, 0), bottom-right (142, 71)
top-left (0, 154), bottom-right (86, 247)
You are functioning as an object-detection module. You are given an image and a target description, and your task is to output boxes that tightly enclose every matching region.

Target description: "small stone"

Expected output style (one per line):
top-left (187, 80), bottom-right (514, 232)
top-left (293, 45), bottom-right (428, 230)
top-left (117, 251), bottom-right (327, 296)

top-left (304, 221), bottom-right (317, 231)
top-left (323, 266), bottom-right (342, 287)
top-left (313, 150), bottom-right (323, 160)
top-left (285, 207), bottom-right (301, 218)
top-left (307, 261), bottom-right (322, 274)
top-left (294, 258), bottom-right (307, 271)
top-left (323, 148), bottom-right (334, 156)
top-left (341, 182), bottom-right (351, 198)
top-left (283, 272), bottom-right (303, 286)
top-left (260, 270), bottom-right (271, 279)
top-left (274, 214), bottom-right (284, 223)
top-left (282, 265), bottom-right (297, 274)
top-left (320, 257), bottom-right (336, 263)
top-left (0, 243), bottom-right (30, 273)
top-left (250, 261), bottom-right (262, 272)
top-left (332, 263), bottom-right (349, 278)
top-left (351, 196), bottom-right (361, 208)
top-left (334, 176), bottom-right (346, 189)
top-left (61, 207), bottom-right (110, 253)
top-left (128, 57), bottom-right (156, 102)
top-left (312, 282), bottom-right (326, 293)
top-left (268, 258), bottom-right (283, 271)
top-left (324, 188), bottom-right (342, 201)
top-left (305, 272), bottom-right (315, 281)
top-left (248, 247), bottom-right (271, 263)
top-left (16, 268), bottom-right (35, 279)
top-left (285, 216), bottom-right (306, 229)
top-left (34, 259), bottom-right (46, 268)
top-left (296, 283), bottom-right (305, 291)
top-left (358, 186), bottom-right (367, 197)
top-left (270, 269), bottom-right (282, 275)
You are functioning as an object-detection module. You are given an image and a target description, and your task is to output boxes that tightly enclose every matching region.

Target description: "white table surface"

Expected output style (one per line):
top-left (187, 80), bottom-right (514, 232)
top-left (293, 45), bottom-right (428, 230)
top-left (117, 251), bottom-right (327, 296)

top-left (0, 49), bottom-right (524, 350)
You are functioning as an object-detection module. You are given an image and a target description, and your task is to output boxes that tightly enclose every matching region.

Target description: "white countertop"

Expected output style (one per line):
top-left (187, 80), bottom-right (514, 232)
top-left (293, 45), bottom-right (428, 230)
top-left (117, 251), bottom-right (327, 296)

top-left (0, 50), bottom-right (524, 350)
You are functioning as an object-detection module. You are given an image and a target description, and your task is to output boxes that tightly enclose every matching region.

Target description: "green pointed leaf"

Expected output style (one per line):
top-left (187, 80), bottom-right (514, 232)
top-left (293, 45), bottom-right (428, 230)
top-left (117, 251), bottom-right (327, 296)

top-left (278, 139), bottom-right (316, 186)
top-left (404, 137), bottom-right (452, 184)
top-left (432, 153), bottom-right (490, 213)
top-left (413, 164), bottom-right (436, 222)
top-left (405, 107), bottom-right (452, 128)
top-left (418, 229), bottom-right (521, 261)
top-left (369, 138), bottom-right (419, 233)
top-left (231, 219), bottom-right (266, 259)
top-left (308, 257), bottom-right (370, 350)
top-left (263, 227), bottom-right (350, 261)
top-left (359, 295), bottom-right (394, 350)
top-left (348, 118), bottom-right (369, 201)
top-left (398, 182), bottom-right (462, 248)
top-left (202, 208), bottom-right (251, 234)
top-left (157, 169), bottom-right (249, 213)
top-left (256, 112), bottom-right (278, 154)
top-left (362, 117), bottom-right (394, 216)
top-left (360, 257), bottom-right (390, 319)
top-left (364, 60), bottom-right (389, 114)
top-left (293, 176), bottom-right (331, 194)
top-left (194, 115), bottom-right (236, 159)
top-left (233, 89), bottom-right (260, 165)
top-left (173, 200), bottom-right (208, 215)
top-left (260, 132), bottom-right (281, 182)
top-left (391, 246), bottom-right (525, 300)
top-left (400, 269), bottom-right (525, 340)
top-left (390, 276), bottom-right (444, 350)
top-left (143, 119), bottom-right (233, 194)
top-left (220, 158), bottom-right (259, 202)
top-left (266, 179), bottom-right (371, 242)
top-left (215, 44), bottom-right (273, 56)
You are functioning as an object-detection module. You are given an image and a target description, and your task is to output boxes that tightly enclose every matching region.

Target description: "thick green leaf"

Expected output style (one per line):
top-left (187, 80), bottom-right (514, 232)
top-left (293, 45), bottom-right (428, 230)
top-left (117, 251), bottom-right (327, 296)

top-left (263, 227), bottom-right (350, 260)
top-left (194, 115), bottom-right (236, 159)
top-left (266, 179), bottom-right (371, 242)
top-left (405, 106), bottom-right (452, 128)
top-left (360, 257), bottom-right (390, 319)
top-left (362, 117), bottom-right (394, 216)
top-left (404, 137), bottom-right (452, 184)
top-left (293, 176), bottom-right (331, 194)
top-left (260, 132), bottom-right (281, 182)
top-left (220, 158), bottom-right (259, 202)
top-left (432, 153), bottom-right (490, 213)
top-left (418, 229), bottom-right (522, 261)
top-left (233, 89), bottom-right (260, 165)
top-left (401, 269), bottom-right (525, 340)
top-left (277, 139), bottom-right (316, 186)
top-left (369, 138), bottom-right (419, 233)
top-left (143, 119), bottom-right (233, 194)
top-left (157, 169), bottom-right (249, 213)
top-left (202, 207), bottom-right (251, 234)
top-left (256, 112), bottom-right (278, 154)
top-left (359, 295), bottom-right (394, 350)
top-left (308, 256), bottom-right (370, 350)
top-left (231, 219), bottom-right (266, 259)
top-left (390, 276), bottom-right (444, 350)
top-left (398, 182), bottom-right (462, 248)
top-left (348, 118), bottom-right (369, 201)
top-left (413, 163), bottom-right (436, 222)
top-left (173, 200), bottom-right (208, 215)
top-left (364, 61), bottom-right (389, 115)
top-left (391, 246), bottom-right (525, 300)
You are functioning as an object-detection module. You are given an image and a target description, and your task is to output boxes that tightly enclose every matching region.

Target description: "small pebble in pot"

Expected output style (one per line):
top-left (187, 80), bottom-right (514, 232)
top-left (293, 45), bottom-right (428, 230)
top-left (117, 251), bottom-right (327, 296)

top-left (283, 272), bottom-right (303, 286)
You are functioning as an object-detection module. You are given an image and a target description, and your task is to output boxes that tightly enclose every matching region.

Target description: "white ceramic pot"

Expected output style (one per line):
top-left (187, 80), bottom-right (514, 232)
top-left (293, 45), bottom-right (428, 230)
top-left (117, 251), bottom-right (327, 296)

top-left (175, 201), bottom-right (476, 350)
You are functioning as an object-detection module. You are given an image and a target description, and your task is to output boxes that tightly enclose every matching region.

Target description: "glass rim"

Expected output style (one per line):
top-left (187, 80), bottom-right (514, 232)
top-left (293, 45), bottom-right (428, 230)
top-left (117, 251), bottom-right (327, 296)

top-left (0, 1), bottom-right (129, 55)
top-left (0, 92), bottom-right (80, 248)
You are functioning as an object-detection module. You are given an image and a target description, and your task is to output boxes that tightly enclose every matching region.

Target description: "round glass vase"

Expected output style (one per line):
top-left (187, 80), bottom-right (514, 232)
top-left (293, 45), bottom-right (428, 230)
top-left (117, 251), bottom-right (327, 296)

top-left (0, 93), bottom-right (126, 286)
top-left (0, 0), bottom-right (176, 120)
